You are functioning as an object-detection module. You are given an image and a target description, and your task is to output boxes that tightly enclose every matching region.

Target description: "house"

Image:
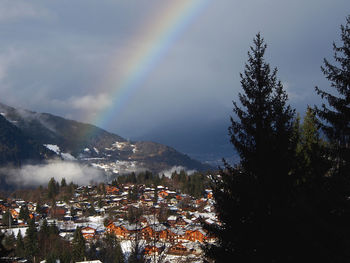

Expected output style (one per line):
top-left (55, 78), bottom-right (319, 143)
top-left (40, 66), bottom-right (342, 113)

top-left (176, 195), bottom-right (183, 201)
top-left (76, 261), bottom-right (102, 263)
top-left (141, 224), bottom-right (168, 241)
top-left (185, 227), bottom-right (207, 243)
top-left (0, 204), bottom-right (7, 212)
top-left (167, 215), bottom-right (177, 226)
top-left (158, 190), bottom-right (169, 199)
top-left (81, 226), bottom-right (96, 240)
top-left (106, 222), bottom-right (139, 239)
top-left (106, 185), bottom-right (119, 195)
top-left (175, 217), bottom-right (187, 227)
top-left (10, 209), bottom-right (19, 219)
top-left (106, 222), bottom-right (127, 239)
top-left (144, 245), bottom-right (162, 256)
top-left (168, 243), bottom-right (190, 256)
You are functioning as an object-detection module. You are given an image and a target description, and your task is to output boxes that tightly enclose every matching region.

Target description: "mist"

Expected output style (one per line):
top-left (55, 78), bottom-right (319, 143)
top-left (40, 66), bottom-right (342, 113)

top-left (159, 166), bottom-right (196, 178)
top-left (1, 160), bottom-right (105, 187)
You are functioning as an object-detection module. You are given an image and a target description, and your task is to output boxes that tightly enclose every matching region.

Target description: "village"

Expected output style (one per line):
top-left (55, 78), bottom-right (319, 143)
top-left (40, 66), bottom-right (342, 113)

top-left (0, 178), bottom-right (218, 263)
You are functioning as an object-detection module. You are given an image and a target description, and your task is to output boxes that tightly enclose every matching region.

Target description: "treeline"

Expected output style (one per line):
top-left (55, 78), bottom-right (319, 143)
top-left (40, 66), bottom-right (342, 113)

top-left (204, 16), bottom-right (350, 262)
top-left (1, 219), bottom-right (125, 263)
top-left (114, 170), bottom-right (211, 198)
top-left (3, 177), bottom-right (77, 205)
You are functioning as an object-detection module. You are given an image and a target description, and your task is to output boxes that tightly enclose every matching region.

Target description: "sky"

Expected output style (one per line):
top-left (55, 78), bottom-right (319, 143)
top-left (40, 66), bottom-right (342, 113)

top-left (0, 0), bottom-right (349, 164)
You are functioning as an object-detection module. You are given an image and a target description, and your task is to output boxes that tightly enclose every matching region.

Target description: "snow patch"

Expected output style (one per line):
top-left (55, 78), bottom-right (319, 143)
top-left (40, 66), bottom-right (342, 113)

top-left (44, 144), bottom-right (60, 154)
top-left (4, 227), bottom-right (28, 237)
top-left (93, 147), bottom-right (99, 154)
top-left (61, 152), bottom-right (76, 161)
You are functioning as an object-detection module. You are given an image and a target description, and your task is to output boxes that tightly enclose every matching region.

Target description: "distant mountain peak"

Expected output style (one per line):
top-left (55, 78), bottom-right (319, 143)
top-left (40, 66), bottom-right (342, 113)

top-left (0, 102), bottom-right (212, 177)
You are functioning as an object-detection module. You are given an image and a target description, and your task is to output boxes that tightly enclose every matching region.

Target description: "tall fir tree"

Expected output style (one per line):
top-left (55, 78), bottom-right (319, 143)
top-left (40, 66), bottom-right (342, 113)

top-left (203, 33), bottom-right (297, 262)
top-left (16, 231), bottom-right (25, 258)
top-left (97, 233), bottom-right (125, 263)
top-left (295, 107), bottom-right (329, 185)
top-left (0, 233), bottom-right (12, 258)
top-left (24, 218), bottom-right (39, 261)
top-left (2, 210), bottom-right (12, 227)
top-left (315, 15), bottom-right (350, 176)
top-left (313, 15), bottom-right (350, 261)
top-left (19, 205), bottom-right (30, 222)
top-left (72, 227), bottom-right (86, 262)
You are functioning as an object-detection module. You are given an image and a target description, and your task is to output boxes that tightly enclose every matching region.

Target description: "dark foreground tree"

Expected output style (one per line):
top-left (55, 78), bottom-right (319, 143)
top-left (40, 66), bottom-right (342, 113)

top-left (0, 232), bottom-right (12, 258)
top-left (315, 15), bottom-right (350, 177)
top-left (294, 107), bottom-right (329, 184)
top-left (203, 33), bottom-right (298, 262)
top-left (97, 233), bottom-right (124, 263)
top-left (72, 227), bottom-right (86, 262)
top-left (24, 218), bottom-right (39, 261)
top-left (312, 15), bottom-right (350, 261)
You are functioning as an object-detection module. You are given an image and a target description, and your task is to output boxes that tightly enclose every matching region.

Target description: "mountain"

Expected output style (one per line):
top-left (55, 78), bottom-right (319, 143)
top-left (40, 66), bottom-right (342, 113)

top-left (0, 114), bottom-right (53, 166)
top-left (0, 102), bottom-right (212, 174)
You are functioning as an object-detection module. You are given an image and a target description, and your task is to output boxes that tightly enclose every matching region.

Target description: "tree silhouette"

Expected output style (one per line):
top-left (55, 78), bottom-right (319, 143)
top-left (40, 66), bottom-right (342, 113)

top-left (203, 33), bottom-right (297, 262)
top-left (315, 15), bottom-right (350, 177)
top-left (72, 227), bottom-right (86, 262)
top-left (312, 15), bottom-right (350, 261)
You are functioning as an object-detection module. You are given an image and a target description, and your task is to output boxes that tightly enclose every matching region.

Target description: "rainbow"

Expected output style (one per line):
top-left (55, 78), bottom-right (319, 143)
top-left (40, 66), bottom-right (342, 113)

top-left (91, 0), bottom-right (211, 130)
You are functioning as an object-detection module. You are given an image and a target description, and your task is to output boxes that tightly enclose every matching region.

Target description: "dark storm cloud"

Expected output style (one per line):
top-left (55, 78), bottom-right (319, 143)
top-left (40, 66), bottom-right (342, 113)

top-left (0, 0), bottom-right (349, 161)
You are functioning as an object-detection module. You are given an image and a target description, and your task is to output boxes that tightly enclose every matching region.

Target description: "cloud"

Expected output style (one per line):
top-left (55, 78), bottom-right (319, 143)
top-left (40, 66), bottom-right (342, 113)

top-left (0, 48), bottom-right (22, 82)
top-left (70, 93), bottom-right (112, 112)
top-left (0, 1), bottom-right (50, 22)
top-left (1, 160), bottom-right (105, 187)
top-left (159, 166), bottom-right (196, 178)
top-left (50, 93), bottom-right (113, 122)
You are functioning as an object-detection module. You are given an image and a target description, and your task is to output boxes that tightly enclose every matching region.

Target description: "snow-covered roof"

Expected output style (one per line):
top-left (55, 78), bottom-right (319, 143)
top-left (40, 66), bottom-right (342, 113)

top-left (167, 215), bottom-right (177, 221)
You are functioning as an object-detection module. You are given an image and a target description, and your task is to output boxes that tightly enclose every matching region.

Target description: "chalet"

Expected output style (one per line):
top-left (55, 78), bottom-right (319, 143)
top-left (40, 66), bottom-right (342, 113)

top-left (27, 203), bottom-right (36, 212)
top-left (144, 245), bottom-right (162, 256)
top-left (141, 224), bottom-right (165, 240)
top-left (106, 222), bottom-right (126, 238)
top-left (0, 204), bottom-right (8, 212)
top-left (169, 227), bottom-right (186, 243)
top-left (106, 222), bottom-right (139, 239)
top-left (185, 227), bottom-right (207, 243)
top-left (81, 226), bottom-right (96, 240)
top-left (175, 217), bottom-right (187, 227)
top-left (49, 207), bottom-right (67, 219)
top-left (106, 185), bottom-right (119, 195)
top-left (10, 209), bottom-right (19, 219)
top-left (167, 215), bottom-right (177, 226)
top-left (168, 243), bottom-right (190, 256)
top-left (158, 190), bottom-right (169, 199)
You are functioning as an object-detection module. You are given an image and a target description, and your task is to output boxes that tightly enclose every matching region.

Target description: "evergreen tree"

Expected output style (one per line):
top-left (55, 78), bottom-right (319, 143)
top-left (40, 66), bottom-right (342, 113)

top-left (72, 227), bottom-right (86, 262)
top-left (48, 177), bottom-right (57, 200)
top-left (315, 15), bottom-right (350, 177)
top-left (19, 205), bottom-right (30, 222)
top-left (0, 233), bottom-right (12, 258)
top-left (203, 33), bottom-right (297, 262)
top-left (39, 219), bottom-right (49, 236)
top-left (61, 177), bottom-right (67, 188)
top-left (128, 240), bottom-right (144, 263)
top-left (295, 107), bottom-right (329, 185)
top-left (15, 231), bottom-right (25, 258)
top-left (3, 232), bottom-right (15, 255)
top-left (98, 233), bottom-right (124, 263)
top-left (24, 218), bottom-right (38, 261)
top-left (311, 15), bottom-right (350, 261)
top-left (36, 202), bottom-right (44, 216)
top-left (2, 210), bottom-right (12, 227)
